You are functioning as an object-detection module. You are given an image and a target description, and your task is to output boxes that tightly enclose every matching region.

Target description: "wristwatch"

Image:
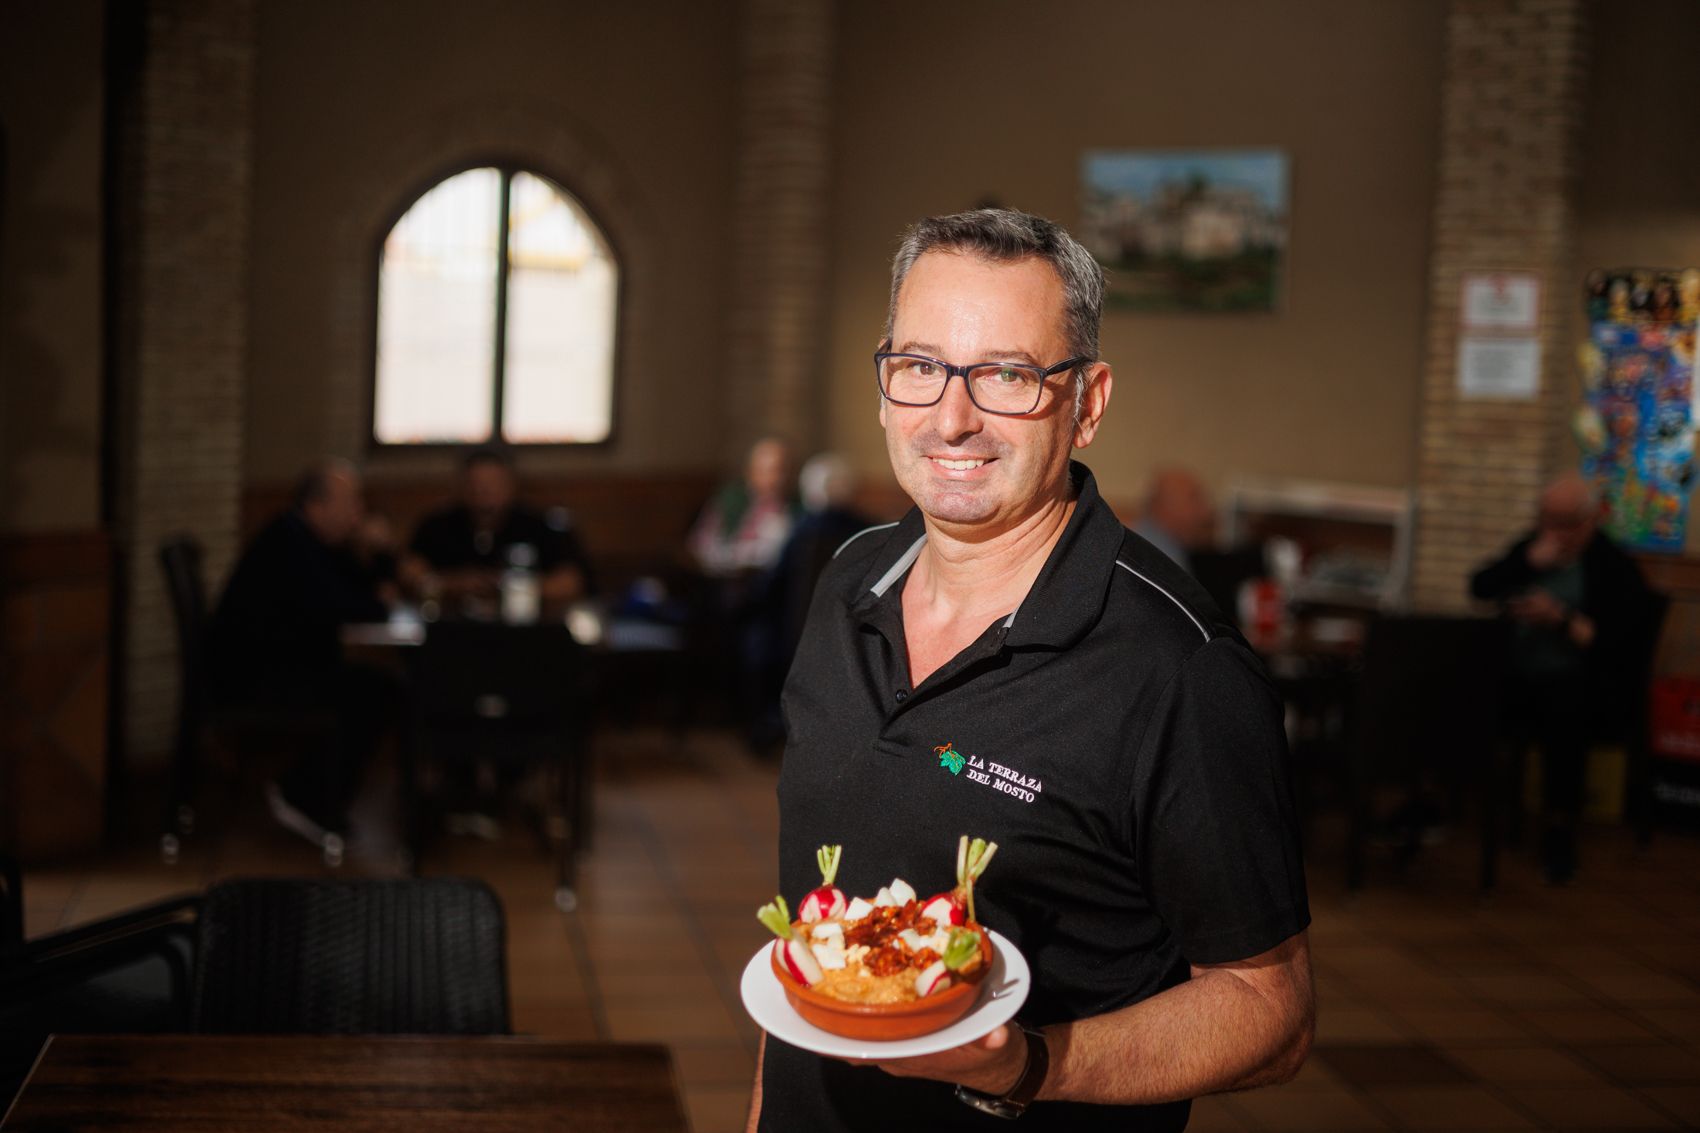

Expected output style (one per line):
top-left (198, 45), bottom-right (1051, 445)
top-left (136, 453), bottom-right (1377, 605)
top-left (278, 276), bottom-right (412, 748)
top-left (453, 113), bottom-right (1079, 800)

top-left (955, 1024), bottom-right (1049, 1119)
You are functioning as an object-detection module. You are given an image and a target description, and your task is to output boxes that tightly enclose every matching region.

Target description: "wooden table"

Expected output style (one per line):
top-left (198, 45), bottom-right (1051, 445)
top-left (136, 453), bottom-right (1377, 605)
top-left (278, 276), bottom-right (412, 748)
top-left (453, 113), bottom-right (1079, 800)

top-left (2, 1035), bottom-right (690, 1131)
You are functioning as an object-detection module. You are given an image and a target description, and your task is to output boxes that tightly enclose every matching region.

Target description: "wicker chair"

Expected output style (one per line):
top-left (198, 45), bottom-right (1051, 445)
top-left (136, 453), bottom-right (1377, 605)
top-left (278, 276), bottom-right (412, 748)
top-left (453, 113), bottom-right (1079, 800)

top-left (191, 877), bottom-right (510, 1035)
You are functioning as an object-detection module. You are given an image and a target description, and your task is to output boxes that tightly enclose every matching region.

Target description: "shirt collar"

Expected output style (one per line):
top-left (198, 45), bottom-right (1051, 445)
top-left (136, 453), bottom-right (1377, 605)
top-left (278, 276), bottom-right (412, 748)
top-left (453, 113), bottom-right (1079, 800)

top-left (848, 461), bottom-right (1124, 651)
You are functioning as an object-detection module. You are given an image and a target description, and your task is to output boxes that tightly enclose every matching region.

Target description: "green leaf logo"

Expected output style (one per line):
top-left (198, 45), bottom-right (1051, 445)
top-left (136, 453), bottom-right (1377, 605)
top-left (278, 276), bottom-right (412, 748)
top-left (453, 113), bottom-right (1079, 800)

top-left (934, 742), bottom-right (965, 775)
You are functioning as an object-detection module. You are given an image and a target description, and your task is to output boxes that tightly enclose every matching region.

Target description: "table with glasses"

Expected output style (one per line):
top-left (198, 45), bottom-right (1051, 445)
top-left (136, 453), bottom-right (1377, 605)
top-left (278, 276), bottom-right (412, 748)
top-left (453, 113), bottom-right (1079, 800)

top-left (1, 1034), bottom-right (690, 1131)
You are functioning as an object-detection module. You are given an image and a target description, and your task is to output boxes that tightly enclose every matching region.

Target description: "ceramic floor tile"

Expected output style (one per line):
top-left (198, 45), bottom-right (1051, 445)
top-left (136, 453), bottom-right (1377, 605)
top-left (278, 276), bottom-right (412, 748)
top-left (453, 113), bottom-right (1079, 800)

top-left (1572, 1042), bottom-right (1700, 1086)
top-left (1500, 1085), bottom-right (1680, 1130)
top-left (1514, 1007), bottom-right (1662, 1044)
top-left (1225, 1085), bottom-right (1394, 1131)
top-left (603, 997), bottom-right (744, 1043)
top-left (682, 1084), bottom-right (752, 1133)
top-left (1443, 1045), bottom-right (1606, 1086)
top-left (1638, 1085), bottom-right (1700, 1128)
top-left (668, 1041), bottom-right (756, 1088)
top-left (1312, 1043), bottom-right (1474, 1088)
top-left (1390, 1005), bottom-right (1535, 1045)
top-left (1363, 1086), bottom-right (1536, 1130)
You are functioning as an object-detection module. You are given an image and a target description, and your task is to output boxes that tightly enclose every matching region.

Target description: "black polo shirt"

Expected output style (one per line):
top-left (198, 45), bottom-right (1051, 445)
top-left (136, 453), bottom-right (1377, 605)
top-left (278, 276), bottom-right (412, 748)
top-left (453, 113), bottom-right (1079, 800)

top-left (409, 503), bottom-right (591, 586)
top-left (762, 463), bottom-right (1308, 1132)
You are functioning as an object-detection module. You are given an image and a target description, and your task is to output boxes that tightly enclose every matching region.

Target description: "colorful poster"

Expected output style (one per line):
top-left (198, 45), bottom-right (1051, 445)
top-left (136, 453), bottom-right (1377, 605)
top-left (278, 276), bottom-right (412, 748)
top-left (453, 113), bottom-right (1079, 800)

top-left (1575, 268), bottom-right (1698, 552)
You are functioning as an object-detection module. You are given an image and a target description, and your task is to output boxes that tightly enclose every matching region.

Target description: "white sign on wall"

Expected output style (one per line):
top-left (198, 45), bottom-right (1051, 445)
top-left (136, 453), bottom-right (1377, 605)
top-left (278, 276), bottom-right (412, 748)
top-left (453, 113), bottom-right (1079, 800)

top-left (1462, 272), bottom-right (1541, 331)
top-left (1458, 335), bottom-right (1541, 399)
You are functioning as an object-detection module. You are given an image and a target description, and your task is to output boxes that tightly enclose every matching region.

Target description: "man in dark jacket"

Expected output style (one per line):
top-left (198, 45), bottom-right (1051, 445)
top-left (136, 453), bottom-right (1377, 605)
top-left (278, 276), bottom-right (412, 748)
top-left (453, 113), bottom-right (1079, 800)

top-left (1470, 473), bottom-right (1661, 882)
top-left (209, 459), bottom-right (397, 853)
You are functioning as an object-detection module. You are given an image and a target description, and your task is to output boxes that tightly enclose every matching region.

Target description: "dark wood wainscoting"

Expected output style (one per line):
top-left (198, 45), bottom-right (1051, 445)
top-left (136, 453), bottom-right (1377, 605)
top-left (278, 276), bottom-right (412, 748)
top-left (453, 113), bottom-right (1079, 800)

top-left (0, 531), bottom-right (112, 861)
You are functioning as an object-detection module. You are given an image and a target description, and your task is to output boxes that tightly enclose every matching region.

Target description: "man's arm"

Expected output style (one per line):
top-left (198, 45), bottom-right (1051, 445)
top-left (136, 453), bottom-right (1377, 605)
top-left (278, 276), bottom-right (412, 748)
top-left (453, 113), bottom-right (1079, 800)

top-left (1469, 535), bottom-right (1539, 602)
top-left (872, 929), bottom-right (1313, 1106)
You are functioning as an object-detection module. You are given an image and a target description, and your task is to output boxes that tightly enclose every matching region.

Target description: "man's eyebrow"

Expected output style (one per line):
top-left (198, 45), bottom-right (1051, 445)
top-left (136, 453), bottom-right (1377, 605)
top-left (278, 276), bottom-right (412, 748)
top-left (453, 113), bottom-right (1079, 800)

top-left (893, 341), bottom-right (1043, 365)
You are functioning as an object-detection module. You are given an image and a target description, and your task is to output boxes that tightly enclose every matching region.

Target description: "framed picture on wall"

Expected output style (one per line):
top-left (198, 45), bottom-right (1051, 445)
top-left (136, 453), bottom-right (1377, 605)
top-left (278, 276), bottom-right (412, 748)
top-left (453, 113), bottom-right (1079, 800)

top-left (1081, 149), bottom-right (1288, 313)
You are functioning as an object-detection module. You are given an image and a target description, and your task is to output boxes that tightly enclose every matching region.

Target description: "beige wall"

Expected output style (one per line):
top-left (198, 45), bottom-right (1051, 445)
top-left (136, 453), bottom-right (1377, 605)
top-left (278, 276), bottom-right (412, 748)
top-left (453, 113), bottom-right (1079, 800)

top-left (824, 0), bottom-right (1447, 506)
top-left (244, 0), bottom-right (740, 485)
top-left (1575, 0), bottom-right (1700, 554)
top-left (0, 0), bottom-right (105, 534)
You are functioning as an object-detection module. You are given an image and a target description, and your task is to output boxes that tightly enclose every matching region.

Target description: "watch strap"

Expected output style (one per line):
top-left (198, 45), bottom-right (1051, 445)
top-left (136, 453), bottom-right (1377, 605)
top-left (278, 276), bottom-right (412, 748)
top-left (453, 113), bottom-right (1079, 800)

top-left (954, 1024), bottom-right (1049, 1119)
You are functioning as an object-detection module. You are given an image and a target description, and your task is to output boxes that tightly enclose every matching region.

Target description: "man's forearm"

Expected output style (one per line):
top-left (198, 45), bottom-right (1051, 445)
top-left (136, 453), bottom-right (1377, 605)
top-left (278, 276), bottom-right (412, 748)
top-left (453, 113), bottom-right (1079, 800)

top-left (1039, 937), bottom-right (1313, 1106)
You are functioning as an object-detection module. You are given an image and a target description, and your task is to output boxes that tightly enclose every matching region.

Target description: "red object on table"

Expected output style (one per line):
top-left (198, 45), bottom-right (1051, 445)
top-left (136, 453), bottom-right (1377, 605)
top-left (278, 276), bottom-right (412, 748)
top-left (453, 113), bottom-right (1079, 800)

top-left (1651, 676), bottom-right (1700, 763)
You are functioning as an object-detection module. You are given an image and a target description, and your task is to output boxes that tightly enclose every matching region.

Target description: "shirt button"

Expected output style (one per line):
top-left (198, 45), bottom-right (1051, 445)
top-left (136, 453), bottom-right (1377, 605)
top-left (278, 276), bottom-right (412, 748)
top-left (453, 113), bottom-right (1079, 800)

top-left (894, 689), bottom-right (908, 702)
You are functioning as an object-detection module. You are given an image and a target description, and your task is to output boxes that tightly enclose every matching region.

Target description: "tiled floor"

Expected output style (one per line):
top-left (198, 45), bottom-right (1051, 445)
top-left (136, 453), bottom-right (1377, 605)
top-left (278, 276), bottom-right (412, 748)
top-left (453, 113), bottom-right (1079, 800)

top-left (19, 726), bottom-right (1700, 1133)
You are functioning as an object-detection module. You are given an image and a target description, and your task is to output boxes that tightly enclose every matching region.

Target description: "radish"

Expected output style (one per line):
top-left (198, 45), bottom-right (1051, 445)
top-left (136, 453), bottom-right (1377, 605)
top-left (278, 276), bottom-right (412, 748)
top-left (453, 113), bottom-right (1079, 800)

top-left (915, 960), bottom-right (951, 998)
top-left (919, 893), bottom-right (964, 927)
top-left (798, 844), bottom-right (847, 923)
top-left (888, 878), bottom-right (917, 906)
top-left (921, 835), bottom-right (998, 927)
top-left (755, 895), bottom-right (824, 986)
top-left (844, 896), bottom-right (874, 921)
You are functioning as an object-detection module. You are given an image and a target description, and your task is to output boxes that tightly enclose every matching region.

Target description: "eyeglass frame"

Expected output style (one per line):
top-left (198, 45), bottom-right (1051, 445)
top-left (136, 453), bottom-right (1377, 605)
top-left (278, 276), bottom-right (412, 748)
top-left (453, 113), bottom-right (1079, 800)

top-left (873, 349), bottom-right (1093, 417)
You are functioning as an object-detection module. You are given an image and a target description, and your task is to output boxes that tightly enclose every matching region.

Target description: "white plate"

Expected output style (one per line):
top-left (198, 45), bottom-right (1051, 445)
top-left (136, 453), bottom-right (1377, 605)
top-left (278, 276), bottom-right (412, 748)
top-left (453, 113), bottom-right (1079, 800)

top-left (739, 928), bottom-right (1030, 1059)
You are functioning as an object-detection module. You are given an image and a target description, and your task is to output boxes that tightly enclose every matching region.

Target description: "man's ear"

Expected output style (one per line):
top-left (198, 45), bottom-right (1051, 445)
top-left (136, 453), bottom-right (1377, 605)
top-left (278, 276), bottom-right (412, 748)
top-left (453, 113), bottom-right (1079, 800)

top-left (1073, 363), bottom-right (1114, 449)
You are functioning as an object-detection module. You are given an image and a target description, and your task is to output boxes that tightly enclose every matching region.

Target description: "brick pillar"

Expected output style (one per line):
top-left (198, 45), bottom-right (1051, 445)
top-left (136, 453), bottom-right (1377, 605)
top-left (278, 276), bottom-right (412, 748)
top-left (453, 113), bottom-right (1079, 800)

top-left (1411, 0), bottom-right (1589, 611)
top-left (113, 0), bottom-right (255, 763)
top-left (723, 0), bottom-right (835, 463)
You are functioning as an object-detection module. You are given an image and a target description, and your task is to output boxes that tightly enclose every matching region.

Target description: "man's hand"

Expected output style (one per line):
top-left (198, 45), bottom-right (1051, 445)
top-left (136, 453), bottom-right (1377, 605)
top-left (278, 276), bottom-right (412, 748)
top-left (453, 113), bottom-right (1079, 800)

top-left (1525, 532), bottom-right (1566, 570)
top-left (856, 1022), bottom-right (1027, 1095)
top-left (1506, 589), bottom-right (1568, 627)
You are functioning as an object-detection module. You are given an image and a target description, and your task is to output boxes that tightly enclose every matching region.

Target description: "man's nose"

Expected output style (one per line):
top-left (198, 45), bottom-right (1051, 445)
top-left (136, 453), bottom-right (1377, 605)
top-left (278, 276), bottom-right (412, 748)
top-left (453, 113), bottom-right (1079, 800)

top-left (930, 372), bottom-right (984, 441)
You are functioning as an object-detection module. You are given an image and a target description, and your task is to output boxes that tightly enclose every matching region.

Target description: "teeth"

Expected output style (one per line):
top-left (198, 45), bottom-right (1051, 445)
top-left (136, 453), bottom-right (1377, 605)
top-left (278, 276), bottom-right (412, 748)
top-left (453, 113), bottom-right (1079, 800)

top-left (934, 458), bottom-right (986, 470)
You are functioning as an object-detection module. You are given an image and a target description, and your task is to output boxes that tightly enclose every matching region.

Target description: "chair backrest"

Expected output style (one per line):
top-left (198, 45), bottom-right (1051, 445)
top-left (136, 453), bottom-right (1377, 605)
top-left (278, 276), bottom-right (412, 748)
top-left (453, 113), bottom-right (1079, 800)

top-left (191, 877), bottom-right (510, 1035)
top-left (158, 535), bottom-right (208, 708)
top-left (411, 622), bottom-right (587, 727)
top-left (1353, 614), bottom-right (1512, 776)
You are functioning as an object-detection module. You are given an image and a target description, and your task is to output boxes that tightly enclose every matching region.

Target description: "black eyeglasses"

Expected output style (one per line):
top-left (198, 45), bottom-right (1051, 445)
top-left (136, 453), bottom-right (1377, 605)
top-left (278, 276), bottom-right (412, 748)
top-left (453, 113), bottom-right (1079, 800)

top-left (874, 352), bottom-right (1090, 416)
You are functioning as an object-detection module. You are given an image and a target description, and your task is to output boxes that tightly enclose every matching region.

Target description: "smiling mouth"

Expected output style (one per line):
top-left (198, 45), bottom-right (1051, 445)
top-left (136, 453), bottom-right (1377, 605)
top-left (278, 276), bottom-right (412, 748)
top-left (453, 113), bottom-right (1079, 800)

top-left (930, 457), bottom-right (990, 471)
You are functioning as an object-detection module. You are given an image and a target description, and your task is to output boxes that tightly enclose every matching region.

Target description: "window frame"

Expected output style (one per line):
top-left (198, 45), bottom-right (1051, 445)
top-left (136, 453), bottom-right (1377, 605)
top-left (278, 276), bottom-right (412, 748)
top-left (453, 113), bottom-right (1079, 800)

top-left (365, 158), bottom-right (626, 452)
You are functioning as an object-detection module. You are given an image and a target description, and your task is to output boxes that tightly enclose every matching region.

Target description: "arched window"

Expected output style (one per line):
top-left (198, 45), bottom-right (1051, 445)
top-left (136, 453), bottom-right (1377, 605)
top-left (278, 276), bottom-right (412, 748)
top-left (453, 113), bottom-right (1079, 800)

top-left (373, 166), bottom-right (618, 445)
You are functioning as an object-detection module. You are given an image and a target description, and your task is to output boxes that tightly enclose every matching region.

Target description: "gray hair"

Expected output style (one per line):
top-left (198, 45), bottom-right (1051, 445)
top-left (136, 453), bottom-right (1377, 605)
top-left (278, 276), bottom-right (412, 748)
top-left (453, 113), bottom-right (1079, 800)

top-left (883, 208), bottom-right (1104, 416)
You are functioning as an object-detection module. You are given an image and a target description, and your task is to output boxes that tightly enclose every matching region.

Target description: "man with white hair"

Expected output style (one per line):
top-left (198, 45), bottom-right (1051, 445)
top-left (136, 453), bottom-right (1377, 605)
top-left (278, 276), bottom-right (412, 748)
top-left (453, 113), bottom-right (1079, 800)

top-left (1471, 472), bottom-right (1660, 883)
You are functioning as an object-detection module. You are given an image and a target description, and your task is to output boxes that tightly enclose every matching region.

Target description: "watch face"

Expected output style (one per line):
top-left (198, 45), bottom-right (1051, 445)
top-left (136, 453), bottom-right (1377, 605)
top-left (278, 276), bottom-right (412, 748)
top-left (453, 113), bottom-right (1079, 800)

top-left (954, 1085), bottom-right (1025, 1119)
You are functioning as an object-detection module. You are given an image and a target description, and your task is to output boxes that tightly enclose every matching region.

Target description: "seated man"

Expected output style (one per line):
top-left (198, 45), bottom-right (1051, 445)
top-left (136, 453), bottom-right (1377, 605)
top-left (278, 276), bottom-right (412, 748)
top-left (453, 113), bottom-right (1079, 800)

top-left (1132, 465), bottom-right (1215, 574)
top-left (399, 447), bottom-right (591, 615)
top-left (208, 459), bottom-right (398, 852)
top-left (1470, 473), bottom-right (1660, 883)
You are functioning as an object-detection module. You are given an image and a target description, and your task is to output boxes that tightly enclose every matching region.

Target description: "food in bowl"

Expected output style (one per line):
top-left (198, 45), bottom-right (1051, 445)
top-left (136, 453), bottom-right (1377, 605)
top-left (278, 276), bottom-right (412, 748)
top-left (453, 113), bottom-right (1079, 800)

top-left (756, 836), bottom-right (998, 1038)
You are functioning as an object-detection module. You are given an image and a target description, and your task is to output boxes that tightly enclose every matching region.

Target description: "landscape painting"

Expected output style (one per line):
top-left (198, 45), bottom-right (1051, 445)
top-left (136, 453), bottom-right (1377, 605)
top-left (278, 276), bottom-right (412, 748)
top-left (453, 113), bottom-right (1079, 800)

top-left (1081, 149), bottom-right (1288, 312)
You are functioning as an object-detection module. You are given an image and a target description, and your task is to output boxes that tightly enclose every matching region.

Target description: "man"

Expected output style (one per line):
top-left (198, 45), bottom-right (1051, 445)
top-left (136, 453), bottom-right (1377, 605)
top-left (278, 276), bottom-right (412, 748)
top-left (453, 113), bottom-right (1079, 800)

top-left (208, 459), bottom-right (398, 852)
top-left (400, 447), bottom-right (591, 611)
top-left (754, 210), bottom-right (1312, 1131)
top-left (1470, 473), bottom-right (1660, 882)
top-left (1133, 466), bottom-right (1216, 574)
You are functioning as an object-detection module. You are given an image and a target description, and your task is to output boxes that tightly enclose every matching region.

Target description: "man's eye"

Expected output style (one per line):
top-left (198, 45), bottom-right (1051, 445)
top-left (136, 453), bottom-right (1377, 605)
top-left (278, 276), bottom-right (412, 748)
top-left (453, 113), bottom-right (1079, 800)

top-left (992, 367), bottom-right (1029, 385)
top-left (909, 361), bottom-right (939, 377)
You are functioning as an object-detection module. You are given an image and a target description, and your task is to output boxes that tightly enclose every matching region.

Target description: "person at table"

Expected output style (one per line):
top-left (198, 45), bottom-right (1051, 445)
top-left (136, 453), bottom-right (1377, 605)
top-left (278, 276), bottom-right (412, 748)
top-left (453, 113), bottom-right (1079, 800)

top-left (399, 446), bottom-right (591, 615)
top-left (752, 208), bottom-right (1313, 1131)
top-left (207, 458), bottom-right (399, 851)
top-left (687, 436), bottom-right (800, 579)
top-left (1132, 465), bottom-right (1216, 575)
top-left (1469, 472), bottom-right (1660, 883)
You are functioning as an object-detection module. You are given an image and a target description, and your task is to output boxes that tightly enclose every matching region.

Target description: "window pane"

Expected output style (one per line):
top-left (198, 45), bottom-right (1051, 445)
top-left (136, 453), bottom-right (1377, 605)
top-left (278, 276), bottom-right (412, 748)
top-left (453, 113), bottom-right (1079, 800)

top-left (374, 167), bottom-right (501, 444)
top-left (501, 172), bottom-right (618, 443)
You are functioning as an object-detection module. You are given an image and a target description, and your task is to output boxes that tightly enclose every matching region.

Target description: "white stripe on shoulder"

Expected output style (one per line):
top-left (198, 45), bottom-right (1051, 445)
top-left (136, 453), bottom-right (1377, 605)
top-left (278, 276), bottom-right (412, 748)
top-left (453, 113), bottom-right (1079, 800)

top-left (870, 536), bottom-right (927, 597)
top-left (1114, 560), bottom-right (1211, 643)
top-left (832, 521), bottom-right (900, 560)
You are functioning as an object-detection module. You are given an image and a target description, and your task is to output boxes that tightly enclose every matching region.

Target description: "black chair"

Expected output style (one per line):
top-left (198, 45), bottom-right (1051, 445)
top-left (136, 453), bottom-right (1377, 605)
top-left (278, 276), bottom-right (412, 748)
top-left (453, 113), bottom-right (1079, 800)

top-left (158, 535), bottom-right (336, 865)
top-left (1342, 614), bottom-right (1512, 891)
top-left (406, 623), bottom-right (591, 910)
top-left (191, 877), bottom-right (509, 1035)
top-left (0, 879), bottom-right (201, 1106)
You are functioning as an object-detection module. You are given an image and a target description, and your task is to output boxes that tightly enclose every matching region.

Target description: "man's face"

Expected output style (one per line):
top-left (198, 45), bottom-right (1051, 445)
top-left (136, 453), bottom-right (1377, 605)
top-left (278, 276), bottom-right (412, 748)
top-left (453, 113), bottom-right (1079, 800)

top-left (464, 461), bottom-right (516, 527)
top-left (1537, 494), bottom-right (1595, 562)
top-left (306, 469), bottom-right (365, 546)
top-left (747, 439), bottom-right (789, 499)
top-left (881, 251), bottom-right (1108, 535)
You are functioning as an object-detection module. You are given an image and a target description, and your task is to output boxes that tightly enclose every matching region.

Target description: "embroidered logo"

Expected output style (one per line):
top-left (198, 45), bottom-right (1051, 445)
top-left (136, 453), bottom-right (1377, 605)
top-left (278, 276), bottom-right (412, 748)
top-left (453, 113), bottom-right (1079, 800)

top-left (930, 741), bottom-right (1043, 804)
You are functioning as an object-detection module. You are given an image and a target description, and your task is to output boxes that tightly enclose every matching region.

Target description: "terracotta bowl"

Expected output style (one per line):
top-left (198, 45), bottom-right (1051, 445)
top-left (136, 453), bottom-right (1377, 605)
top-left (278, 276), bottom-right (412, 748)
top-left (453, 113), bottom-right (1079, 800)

top-left (771, 926), bottom-right (994, 1041)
